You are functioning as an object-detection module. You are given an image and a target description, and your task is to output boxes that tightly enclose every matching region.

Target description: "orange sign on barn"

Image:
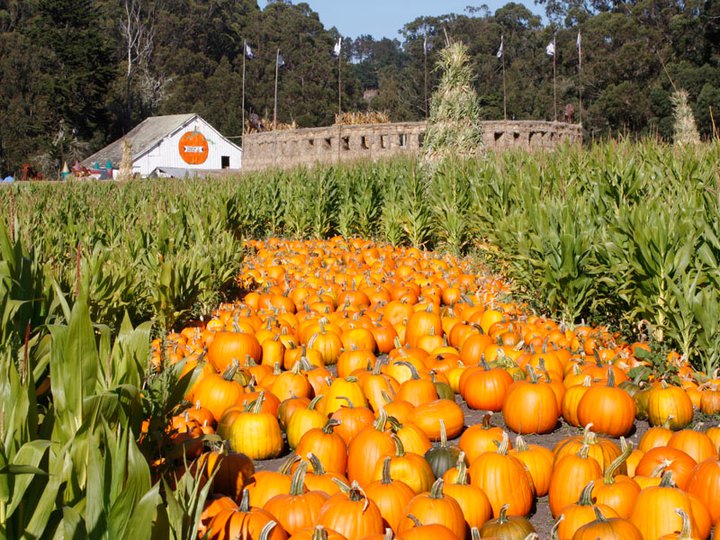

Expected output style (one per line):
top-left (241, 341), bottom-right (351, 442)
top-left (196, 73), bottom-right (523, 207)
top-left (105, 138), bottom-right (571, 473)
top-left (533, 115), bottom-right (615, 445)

top-left (178, 131), bottom-right (209, 164)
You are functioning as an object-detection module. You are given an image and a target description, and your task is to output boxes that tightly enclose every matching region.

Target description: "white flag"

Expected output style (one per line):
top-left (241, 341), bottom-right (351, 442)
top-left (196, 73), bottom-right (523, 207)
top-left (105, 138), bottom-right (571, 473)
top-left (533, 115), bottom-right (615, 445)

top-left (245, 43), bottom-right (254, 60)
top-left (423, 34), bottom-right (430, 54)
top-left (496, 35), bottom-right (504, 59)
top-left (332, 37), bottom-right (342, 58)
top-left (546, 41), bottom-right (555, 56)
top-left (278, 53), bottom-right (285, 67)
top-left (576, 31), bottom-right (581, 50)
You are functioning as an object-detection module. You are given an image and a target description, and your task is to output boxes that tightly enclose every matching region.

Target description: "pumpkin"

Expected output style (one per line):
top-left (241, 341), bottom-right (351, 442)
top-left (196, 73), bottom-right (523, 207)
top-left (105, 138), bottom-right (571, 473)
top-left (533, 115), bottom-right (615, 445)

top-left (245, 456), bottom-right (297, 507)
top-left (548, 445), bottom-right (603, 518)
top-left (442, 458), bottom-right (493, 532)
top-left (370, 434), bottom-right (434, 494)
top-left (287, 525), bottom-right (348, 540)
top-left (458, 413), bottom-right (507, 464)
top-left (591, 440), bottom-right (641, 518)
top-left (502, 366), bottom-right (559, 434)
top-left (478, 504), bottom-right (536, 540)
top-left (193, 362), bottom-right (247, 423)
top-left (667, 425), bottom-right (719, 463)
top-left (686, 457), bottom-right (720, 524)
top-left (197, 445), bottom-right (255, 501)
top-left (330, 399), bottom-right (376, 445)
top-left (630, 472), bottom-right (702, 540)
top-left (218, 392), bottom-right (284, 460)
top-left (208, 331), bottom-right (262, 372)
top-left (264, 462), bottom-right (329, 535)
top-left (468, 431), bottom-right (534, 517)
top-left (364, 457), bottom-right (416, 533)
top-left (460, 356), bottom-right (513, 411)
top-left (555, 481), bottom-right (620, 540)
top-left (397, 479), bottom-right (466, 540)
top-left (207, 490), bottom-right (288, 540)
top-left (396, 516), bottom-right (457, 540)
top-left (424, 419), bottom-right (464, 479)
top-left (553, 424), bottom-right (622, 474)
top-left (316, 481), bottom-right (385, 540)
top-left (570, 506), bottom-right (643, 540)
top-left (646, 381), bottom-right (694, 430)
top-left (303, 453), bottom-right (347, 496)
top-left (346, 410), bottom-right (394, 486)
top-left (509, 435), bottom-right (554, 497)
top-left (295, 419), bottom-right (348, 476)
top-left (286, 395), bottom-right (327, 450)
top-left (411, 399), bottom-right (464, 441)
top-left (576, 369), bottom-right (636, 437)
top-left (634, 446), bottom-right (697, 491)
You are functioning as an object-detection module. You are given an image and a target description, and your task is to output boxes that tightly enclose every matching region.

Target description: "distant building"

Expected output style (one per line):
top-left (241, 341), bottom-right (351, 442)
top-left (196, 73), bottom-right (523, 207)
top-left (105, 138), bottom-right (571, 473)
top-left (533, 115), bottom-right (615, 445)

top-left (81, 113), bottom-right (242, 178)
top-left (363, 88), bottom-right (379, 101)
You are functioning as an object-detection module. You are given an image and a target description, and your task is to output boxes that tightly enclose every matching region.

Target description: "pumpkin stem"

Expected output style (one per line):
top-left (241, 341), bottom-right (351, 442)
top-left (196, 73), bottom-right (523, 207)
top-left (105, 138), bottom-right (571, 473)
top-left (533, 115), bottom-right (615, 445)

top-left (514, 435), bottom-right (529, 453)
top-left (496, 504), bottom-right (510, 524)
top-left (428, 477), bottom-right (445, 499)
top-left (592, 505), bottom-right (609, 522)
top-left (526, 364), bottom-right (539, 383)
top-left (374, 408), bottom-right (388, 431)
top-left (607, 367), bottom-right (616, 388)
top-left (675, 508), bottom-right (692, 539)
top-left (248, 391), bottom-right (265, 414)
top-left (280, 453), bottom-right (301, 474)
top-left (380, 457), bottom-right (393, 485)
top-left (603, 439), bottom-right (632, 485)
top-left (311, 526), bottom-right (329, 540)
top-left (306, 452), bottom-right (327, 475)
top-left (308, 394), bottom-right (324, 410)
top-left (481, 412), bottom-right (494, 429)
top-left (337, 396), bottom-right (355, 409)
top-left (259, 521), bottom-right (277, 540)
top-left (480, 355), bottom-right (490, 371)
top-left (406, 514), bottom-right (422, 527)
top-left (390, 434), bottom-right (406, 457)
top-left (239, 489), bottom-right (251, 512)
top-left (659, 470), bottom-right (677, 487)
top-left (290, 461), bottom-right (309, 496)
top-left (455, 458), bottom-right (469, 485)
top-left (577, 480), bottom-right (595, 506)
top-left (438, 419), bottom-right (448, 447)
top-left (382, 528), bottom-right (393, 540)
top-left (322, 418), bottom-right (341, 434)
top-left (494, 431), bottom-right (510, 455)
top-left (581, 423), bottom-right (598, 445)
top-left (576, 444), bottom-right (590, 460)
top-left (395, 360), bottom-right (421, 380)
top-left (372, 358), bottom-right (383, 375)
top-left (550, 515), bottom-right (564, 540)
top-left (221, 359), bottom-right (240, 381)
top-left (470, 527), bottom-right (481, 540)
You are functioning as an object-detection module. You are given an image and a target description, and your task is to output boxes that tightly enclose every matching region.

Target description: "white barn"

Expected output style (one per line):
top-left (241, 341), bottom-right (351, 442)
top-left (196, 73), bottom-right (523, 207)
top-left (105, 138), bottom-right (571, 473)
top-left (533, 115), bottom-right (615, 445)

top-left (82, 113), bottom-right (242, 178)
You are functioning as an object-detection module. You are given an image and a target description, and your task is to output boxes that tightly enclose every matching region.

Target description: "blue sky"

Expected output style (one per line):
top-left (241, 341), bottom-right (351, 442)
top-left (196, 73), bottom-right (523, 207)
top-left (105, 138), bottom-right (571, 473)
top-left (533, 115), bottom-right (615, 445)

top-left (261, 1), bottom-right (543, 40)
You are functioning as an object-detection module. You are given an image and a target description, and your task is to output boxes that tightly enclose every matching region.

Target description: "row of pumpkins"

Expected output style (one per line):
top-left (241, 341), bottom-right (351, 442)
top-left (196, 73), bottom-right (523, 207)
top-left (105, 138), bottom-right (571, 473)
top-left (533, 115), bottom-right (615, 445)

top-left (152, 238), bottom-right (720, 540)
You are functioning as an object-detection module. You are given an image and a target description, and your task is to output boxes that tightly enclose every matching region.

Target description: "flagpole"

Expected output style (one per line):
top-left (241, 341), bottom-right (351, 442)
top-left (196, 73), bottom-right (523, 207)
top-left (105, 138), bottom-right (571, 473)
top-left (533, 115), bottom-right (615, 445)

top-left (242, 39), bottom-right (247, 147)
top-left (338, 44), bottom-right (342, 115)
top-left (553, 34), bottom-right (557, 122)
top-left (424, 36), bottom-right (428, 119)
top-left (502, 36), bottom-right (507, 122)
top-left (274, 48), bottom-right (280, 131)
top-left (578, 32), bottom-right (583, 125)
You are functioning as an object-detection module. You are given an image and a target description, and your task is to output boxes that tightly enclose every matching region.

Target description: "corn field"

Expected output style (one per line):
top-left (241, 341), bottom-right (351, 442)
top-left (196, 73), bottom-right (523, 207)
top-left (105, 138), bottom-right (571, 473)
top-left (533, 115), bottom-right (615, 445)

top-left (1, 140), bottom-right (720, 536)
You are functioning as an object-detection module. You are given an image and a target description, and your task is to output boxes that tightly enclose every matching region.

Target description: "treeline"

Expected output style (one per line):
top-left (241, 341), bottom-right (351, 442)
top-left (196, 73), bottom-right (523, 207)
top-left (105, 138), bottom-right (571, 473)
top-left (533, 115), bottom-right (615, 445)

top-left (0, 0), bottom-right (718, 175)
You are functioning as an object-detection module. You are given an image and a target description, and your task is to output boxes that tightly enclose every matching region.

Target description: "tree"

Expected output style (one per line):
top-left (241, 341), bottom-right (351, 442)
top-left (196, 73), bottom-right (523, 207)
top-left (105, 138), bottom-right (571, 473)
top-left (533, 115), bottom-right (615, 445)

top-left (23, 0), bottom-right (116, 140)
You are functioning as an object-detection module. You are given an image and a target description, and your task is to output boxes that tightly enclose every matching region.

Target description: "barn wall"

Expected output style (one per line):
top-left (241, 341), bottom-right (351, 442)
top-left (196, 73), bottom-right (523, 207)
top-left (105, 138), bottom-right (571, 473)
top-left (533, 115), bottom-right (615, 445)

top-left (134, 117), bottom-right (242, 176)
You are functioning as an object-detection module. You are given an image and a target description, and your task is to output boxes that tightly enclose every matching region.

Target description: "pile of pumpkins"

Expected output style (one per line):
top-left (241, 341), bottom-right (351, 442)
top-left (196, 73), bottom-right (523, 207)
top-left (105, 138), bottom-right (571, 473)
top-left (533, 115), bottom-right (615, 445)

top-left (153, 237), bottom-right (720, 540)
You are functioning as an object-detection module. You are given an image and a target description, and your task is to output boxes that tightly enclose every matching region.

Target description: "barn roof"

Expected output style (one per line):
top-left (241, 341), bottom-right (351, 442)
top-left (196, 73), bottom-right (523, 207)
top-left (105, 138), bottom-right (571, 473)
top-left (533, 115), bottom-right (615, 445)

top-left (81, 113), bottom-right (197, 168)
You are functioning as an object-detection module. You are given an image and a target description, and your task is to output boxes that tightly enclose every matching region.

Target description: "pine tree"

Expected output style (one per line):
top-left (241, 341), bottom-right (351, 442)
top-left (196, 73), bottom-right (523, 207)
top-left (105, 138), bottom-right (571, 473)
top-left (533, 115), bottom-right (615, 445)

top-left (422, 40), bottom-right (483, 164)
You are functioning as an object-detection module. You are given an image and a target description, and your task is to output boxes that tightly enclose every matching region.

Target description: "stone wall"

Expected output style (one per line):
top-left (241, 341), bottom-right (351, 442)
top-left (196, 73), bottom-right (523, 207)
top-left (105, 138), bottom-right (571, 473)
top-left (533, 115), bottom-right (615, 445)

top-left (241, 120), bottom-right (582, 172)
